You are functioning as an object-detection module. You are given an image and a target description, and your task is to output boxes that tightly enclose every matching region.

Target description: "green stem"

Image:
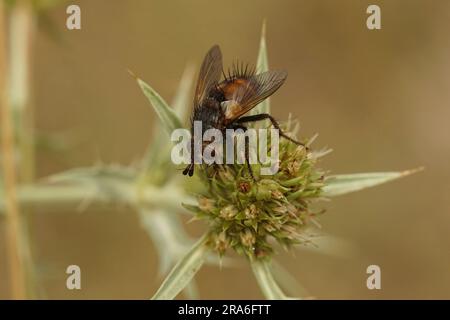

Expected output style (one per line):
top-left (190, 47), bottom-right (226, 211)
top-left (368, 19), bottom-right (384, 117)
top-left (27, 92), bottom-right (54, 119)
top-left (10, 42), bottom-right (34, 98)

top-left (251, 259), bottom-right (297, 300)
top-left (0, 1), bottom-right (26, 299)
top-left (8, 0), bottom-right (38, 298)
top-left (9, 0), bottom-right (35, 183)
top-left (0, 181), bottom-right (191, 214)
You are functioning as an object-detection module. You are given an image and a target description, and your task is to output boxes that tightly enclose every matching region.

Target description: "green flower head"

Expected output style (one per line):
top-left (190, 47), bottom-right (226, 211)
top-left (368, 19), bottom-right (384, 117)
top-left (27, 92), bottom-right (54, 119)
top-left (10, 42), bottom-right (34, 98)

top-left (187, 122), bottom-right (327, 260)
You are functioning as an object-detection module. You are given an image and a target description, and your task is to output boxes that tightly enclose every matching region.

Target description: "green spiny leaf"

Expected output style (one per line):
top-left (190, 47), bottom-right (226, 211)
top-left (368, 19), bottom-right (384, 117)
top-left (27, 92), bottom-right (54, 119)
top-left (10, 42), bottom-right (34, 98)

top-left (172, 64), bottom-right (195, 122)
top-left (322, 167), bottom-right (423, 197)
top-left (139, 209), bottom-right (202, 299)
top-left (152, 235), bottom-right (209, 300)
top-left (184, 281), bottom-right (200, 299)
top-left (139, 65), bottom-right (194, 178)
top-left (135, 76), bottom-right (183, 136)
top-left (251, 21), bottom-right (270, 115)
top-left (139, 209), bottom-right (194, 276)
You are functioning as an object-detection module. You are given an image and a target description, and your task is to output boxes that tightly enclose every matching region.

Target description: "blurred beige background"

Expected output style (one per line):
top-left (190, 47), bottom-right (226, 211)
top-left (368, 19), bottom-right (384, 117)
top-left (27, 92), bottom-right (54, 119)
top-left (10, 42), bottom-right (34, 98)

top-left (1, 0), bottom-right (449, 299)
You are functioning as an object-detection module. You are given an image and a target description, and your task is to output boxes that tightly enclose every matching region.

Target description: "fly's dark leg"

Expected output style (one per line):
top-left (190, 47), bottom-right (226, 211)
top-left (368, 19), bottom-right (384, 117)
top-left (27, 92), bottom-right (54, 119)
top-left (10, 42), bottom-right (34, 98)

top-left (182, 137), bottom-right (195, 176)
top-left (236, 113), bottom-right (307, 148)
top-left (182, 163), bottom-right (194, 176)
top-left (230, 124), bottom-right (255, 181)
top-left (244, 134), bottom-right (255, 181)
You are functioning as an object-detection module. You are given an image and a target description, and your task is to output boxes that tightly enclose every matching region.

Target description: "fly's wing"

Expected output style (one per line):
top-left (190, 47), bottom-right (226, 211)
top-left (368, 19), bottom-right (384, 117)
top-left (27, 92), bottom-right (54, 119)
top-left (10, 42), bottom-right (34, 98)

top-left (224, 70), bottom-right (287, 122)
top-left (194, 45), bottom-right (223, 107)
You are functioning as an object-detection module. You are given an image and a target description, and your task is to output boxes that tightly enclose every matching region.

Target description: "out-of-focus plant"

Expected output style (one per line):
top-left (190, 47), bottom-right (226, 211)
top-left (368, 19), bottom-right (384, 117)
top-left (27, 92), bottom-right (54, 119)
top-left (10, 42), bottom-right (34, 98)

top-left (0, 14), bottom-right (421, 299)
top-left (1, 0), bottom-right (210, 300)
top-left (0, 0), bottom-right (69, 299)
top-left (1, 0), bottom-right (27, 299)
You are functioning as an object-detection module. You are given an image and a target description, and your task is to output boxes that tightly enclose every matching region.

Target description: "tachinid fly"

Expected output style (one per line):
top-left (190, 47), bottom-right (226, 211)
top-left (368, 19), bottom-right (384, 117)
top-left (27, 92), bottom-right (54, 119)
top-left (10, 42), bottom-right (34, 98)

top-left (183, 45), bottom-right (304, 178)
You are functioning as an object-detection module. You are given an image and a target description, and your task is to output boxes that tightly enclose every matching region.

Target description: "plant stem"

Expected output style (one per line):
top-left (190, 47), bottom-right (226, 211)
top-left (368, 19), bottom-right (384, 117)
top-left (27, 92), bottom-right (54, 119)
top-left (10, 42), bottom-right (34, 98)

top-left (0, 180), bottom-right (191, 214)
top-left (251, 259), bottom-right (295, 300)
top-left (10, 0), bottom-right (35, 183)
top-left (9, 0), bottom-right (37, 298)
top-left (0, 1), bottom-right (26, 299)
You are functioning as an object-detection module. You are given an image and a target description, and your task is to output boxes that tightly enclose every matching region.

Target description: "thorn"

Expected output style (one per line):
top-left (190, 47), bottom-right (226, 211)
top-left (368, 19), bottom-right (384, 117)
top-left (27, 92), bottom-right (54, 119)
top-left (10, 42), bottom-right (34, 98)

top-left (126, 68), bottom-right (138, 80)
top-left (261, 19), bottom-right (267, 40)
top-left (401, 166), bottom-right (425, 176)
top-left (306, 133), bottom-right (319, 147)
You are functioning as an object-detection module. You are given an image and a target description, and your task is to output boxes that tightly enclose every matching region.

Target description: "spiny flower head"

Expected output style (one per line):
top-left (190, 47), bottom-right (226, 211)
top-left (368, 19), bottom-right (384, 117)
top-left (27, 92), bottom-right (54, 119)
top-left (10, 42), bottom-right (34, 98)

top-left (185, 122), bottom-right (327, 260)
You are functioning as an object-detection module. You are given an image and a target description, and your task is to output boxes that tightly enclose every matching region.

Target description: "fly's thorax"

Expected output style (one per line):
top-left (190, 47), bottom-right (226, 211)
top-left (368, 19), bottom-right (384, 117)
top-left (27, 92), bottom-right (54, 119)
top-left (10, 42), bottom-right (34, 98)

top-left (191, 99), bottom-right (225, 133)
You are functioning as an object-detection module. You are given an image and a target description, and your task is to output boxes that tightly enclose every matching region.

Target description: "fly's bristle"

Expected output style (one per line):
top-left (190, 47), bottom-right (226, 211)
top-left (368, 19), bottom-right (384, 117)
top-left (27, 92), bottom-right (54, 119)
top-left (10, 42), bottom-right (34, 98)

top-left (227, 60), bottom-right (256, 81)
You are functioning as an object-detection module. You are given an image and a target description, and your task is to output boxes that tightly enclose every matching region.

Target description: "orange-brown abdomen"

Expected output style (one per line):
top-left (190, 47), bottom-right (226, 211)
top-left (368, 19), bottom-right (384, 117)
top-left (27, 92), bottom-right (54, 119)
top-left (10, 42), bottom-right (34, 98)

top-left (218, 78), bottom-right (255, 100)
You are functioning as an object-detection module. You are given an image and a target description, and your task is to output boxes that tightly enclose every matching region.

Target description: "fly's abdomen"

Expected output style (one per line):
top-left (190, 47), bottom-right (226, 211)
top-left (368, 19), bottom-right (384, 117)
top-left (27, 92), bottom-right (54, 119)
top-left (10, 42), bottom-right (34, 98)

top-left (218, 78), bottom-right (256, 101)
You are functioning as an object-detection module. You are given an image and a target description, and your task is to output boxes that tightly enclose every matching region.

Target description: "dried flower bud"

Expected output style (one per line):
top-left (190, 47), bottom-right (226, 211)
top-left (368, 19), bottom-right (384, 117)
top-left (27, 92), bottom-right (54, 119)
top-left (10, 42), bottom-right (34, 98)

top-left (271, 190), bottom-right (285, 200)
top-left (244, 204), bottom-right (258, 219)
top-left (198, 197), bottom-right (215, 212)
top-left (286, 160), bottom-right (301, 176)
top-left (212, 231), bottom-right (229, 255)
top-left (240, 229), bottom-right (256, 248)
top-left (219, 205), bottom-right (238, 220)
